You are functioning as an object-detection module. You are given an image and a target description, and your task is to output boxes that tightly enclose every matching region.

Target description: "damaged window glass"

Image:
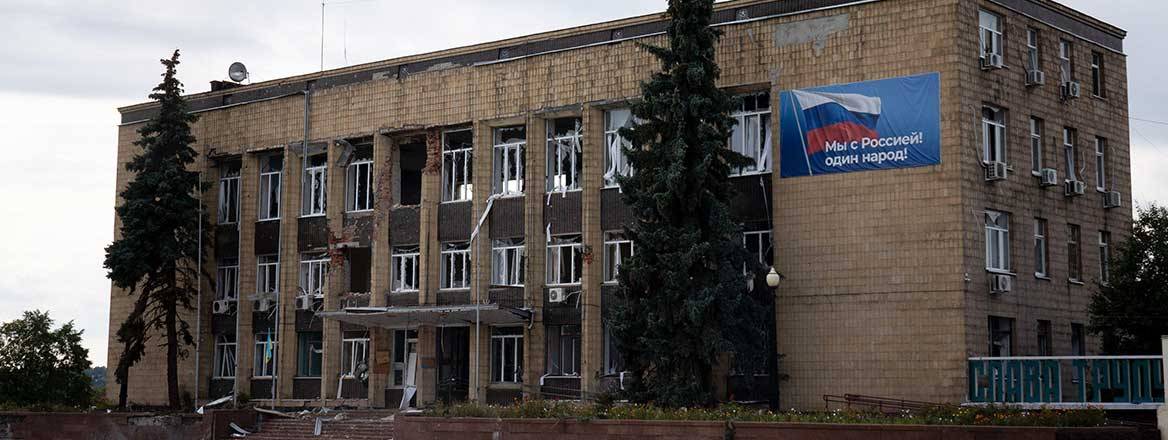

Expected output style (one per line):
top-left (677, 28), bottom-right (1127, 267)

top-left (440, 242), bottom-right (471, 290)
top-left (546, 234), bottom-right (582, 286)
top-left (258, 154), bottom-right (282, 220)
top-left (218, 164), bottom-right (240, 224)
top-left (442, 128), bottom-right (474, 202)
top-left (547, 117), bottom-right (582, 192)
top-left (491, 238), bottom-right (525, 287)
top-left (492, 126), bottom-right (526, 196)
top-left (346, 145), bottom-right (374, 212)
top-left (728, 92), bottom-right (772, 175)
top-left (303, 153), bottom-right (327, 216)
top-left (603, 109), bottom-right (634, 188)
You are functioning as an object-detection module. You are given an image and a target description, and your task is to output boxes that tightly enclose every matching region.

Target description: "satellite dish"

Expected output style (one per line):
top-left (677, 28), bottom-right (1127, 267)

top-left (228, 62), bottom-right (249, 83)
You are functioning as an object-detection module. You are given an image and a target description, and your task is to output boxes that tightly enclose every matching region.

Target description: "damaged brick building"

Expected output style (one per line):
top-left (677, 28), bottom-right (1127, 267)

top-left (108, 0), bottom-right (1130, 409)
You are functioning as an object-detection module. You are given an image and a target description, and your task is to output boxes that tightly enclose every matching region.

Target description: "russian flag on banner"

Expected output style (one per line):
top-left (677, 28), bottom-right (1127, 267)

top-left (791, 90), bottom-right (882, 156)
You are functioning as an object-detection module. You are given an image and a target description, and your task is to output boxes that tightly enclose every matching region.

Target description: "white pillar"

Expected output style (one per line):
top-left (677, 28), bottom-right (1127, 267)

top-left (1158, 335), bottom-right (1168, 440)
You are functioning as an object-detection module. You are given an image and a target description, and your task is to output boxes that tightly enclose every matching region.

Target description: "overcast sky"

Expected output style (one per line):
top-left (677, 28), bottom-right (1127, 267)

top-left (1, 0), bottom-right (1165, 366)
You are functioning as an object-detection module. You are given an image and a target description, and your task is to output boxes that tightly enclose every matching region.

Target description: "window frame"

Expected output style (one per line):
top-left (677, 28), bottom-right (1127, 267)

top-left (442, 128), bottom-right (475, 203)
top-left (1095, 137), bottom-right (1107, 191)
top-left (440, 242), bottom-right (471, 290)
top-left (253, 331), bottom-right (278, 378)
top-left (296, 331), bottom-right (323, 378)
top-left (728, 92), bottom-right (773, 176)
top-left (979, 10), bottom-right (1004, 60)
top-left (340, 332), bottom-right (370, 378)
top-left (1037, 320), bottom-right (1053, 356)
top-left (258, 155), bottom-right (283, 221)
top-left (603, 109), bottom-right (633, 188)
top-left (985, 210), bottom-right (1010, 273)
top-left (1059, 39), bottom-right (1074, 83)
top-left (743, 229), bottom-right (774, 274)
top-left (1063, 127), bottom-right (1078, 182)
top-left (491, 238), bottom-right (526, 287)
top-left (1091, 51), bottom-right (1105, 97)
top-left (603, 325), bottom-right (625, 375)
top-left (988, 315), bottom-right (1014, 357)
top-left (982, 106), bottom-right (1007, 164)
top-left (1034, 218), bottom-right (1049, 279)
top-left (391, 246), bottom-right (420, 293)
top-left (545, 324), bottom-right (581, 376)
top-left (346, 158), bottom-right (374, 213)
top-left (1099, 230), bottom-right (1111, 285)
top-left (492, 126), bottom-right (526, 197)
top-left (490, 326), bottom-right (524, 383)
top-left (216, 258), bottom-right (239, 301)
top-left (546, 117), bottom-right (584, 193)
top-left (1068, 223), bottom-right (1082, 283)
top-left (302, 155), bottom-right (328, 217)
top-left (546, 234), bottom-right (583, 286)
top-left (257, 254), bottom-right (279, 296)
top-left (218, 167), bottom-right (240, 224)
top-left (1026, 28), bottom-right (1040, 72)
top-left (213, 334), bottom-right (237, 379)
top-left (390, 329), bottom-right (418, 388)
top-left (1030, 117), bottom-right (1044, 175)
top-left (603, 231), bottom-right (633, 284)
top-left (299, 253), bottom-right (329, 298)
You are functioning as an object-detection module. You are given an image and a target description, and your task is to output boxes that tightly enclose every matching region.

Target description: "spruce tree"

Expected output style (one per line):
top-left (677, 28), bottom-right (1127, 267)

top-left (610, 0), bottom-right (768, 407)
top-left (104, 50), bottom-right (205, 409)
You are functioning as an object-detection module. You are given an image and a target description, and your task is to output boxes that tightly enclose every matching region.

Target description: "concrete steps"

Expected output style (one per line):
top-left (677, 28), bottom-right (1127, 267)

top-left (245, 416), bottom-right (393, 440)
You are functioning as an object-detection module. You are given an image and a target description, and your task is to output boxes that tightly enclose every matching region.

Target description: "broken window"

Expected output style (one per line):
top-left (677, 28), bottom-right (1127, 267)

top-left (1064, 127), bottom-right (1078, 182)
top-left (396, 138), bottom-right (425, 206)
top-left (216, 258), bottom-right (239, 301)
top-left (346, 145), bottom-right (374, 212)
top-left (546, 117), bottom-right (582, 192)
top-left (1099, 230), bottom-right (1111, 284)
top-left (1059, 40), bottom-right (1074, 83)
top-left (346, 247), bottom-right (372, 294)
top-left (258, 154), bottom-right (282, 221)
top-left (545, 325), bottom-right (580, 376)
top-left (391, 329), bottom-right (418, 387)
top-left (603, 325), bottom-right (624, 375)
top-left (218, 165), bottom-right (240, 224)
top-left (492, 126), bottom-right (526, 196)
top-left (490, 326), bottom-right (523, 383)
top-left (985, 210), bottom-right (1010, 272)
top-left (1095, 137), bottom-right (1108, 191)
top-left (299, 253), bottom-right (329, 298)
top-left (391, 246), bottom-right (420, 293)
top-left (297, 331), bottom-right (322, 378)
top-left (979, 10), bottom-right (1003, 60)
top-left (254, 331), bottom-right (278, 378)
top-left (743, 230), bottom-right (774, 274)
top-left (729, 92), bottom-right (772, 175)
top-left (257, 255), bottom-right (279, 295)
top-left (213, 334), bottom-right (236, 379)
top-left (491, 238), bottom-right (525, 287)
top-left (303, 153), bottom-right (327, 216)
top-left (982, 106), bottom-right (1006, 164)
top-left (341, 331), bottom-right (370, 378)
top-left (440, 242), bottom-right (471, 290)
top-left (1091, 52), bottom-right (1105, 97)
top-left (603, 109), bottom-right (634, 188)
top-left (603, 232), bottom-right (632, 284)
top-left (442, 128), bottom-right (474, 202)
top-left (546, 234), bottom-right (582, 286)
top-left (988, 316), bottom-right (1013, 357)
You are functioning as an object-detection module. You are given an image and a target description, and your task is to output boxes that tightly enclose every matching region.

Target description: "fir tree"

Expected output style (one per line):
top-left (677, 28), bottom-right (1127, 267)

top-left (104, 50), bottom-right (206, 409)
top-left (609, 0), bottom-right (768, 407)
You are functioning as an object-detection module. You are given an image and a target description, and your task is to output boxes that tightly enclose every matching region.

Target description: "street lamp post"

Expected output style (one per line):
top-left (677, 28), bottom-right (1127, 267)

top-left (765, 267), bottom-right (782, 411)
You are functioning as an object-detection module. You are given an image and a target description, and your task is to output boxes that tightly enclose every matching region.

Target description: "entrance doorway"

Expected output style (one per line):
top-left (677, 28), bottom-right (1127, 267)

top-left (436, 326), bottom-right (469, 403)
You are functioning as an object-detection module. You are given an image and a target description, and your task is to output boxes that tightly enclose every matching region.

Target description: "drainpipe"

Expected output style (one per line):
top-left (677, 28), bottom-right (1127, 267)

top-left (194, 170), bottom-right (204, 406)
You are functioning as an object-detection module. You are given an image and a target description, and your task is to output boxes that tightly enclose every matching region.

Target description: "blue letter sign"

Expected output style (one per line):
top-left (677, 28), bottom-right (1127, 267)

top-left (779, 72), bottom-right (942, 177)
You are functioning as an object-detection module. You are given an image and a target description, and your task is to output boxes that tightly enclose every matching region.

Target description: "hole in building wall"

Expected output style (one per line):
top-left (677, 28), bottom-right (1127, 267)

top-left (396, 138), bottom-right (426, 206)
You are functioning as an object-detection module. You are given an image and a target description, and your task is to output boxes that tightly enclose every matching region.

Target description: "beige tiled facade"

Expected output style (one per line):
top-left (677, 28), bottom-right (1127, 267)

top-left (107, 0), bottom-right (1129, 410)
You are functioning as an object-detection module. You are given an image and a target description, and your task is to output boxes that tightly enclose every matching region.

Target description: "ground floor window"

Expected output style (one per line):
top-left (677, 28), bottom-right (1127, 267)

top-left (546, 325), bottom-right (580, 376)
top-left (297, 331), bottom-right (322, 377)
top-left (391, 329), bottom-right (418, 387)
top-left (491, 327), bottom-right (524, 383)
top-left (213, 334), bottom-right (236, 379)
top-left (341, 331), bottom-right (370, 378)
top-left (254, 331), bottom-right (278, 378)
top-left (603, 325), bottom-right (624, 375)
top-left (988, 316), bottom-right (1014, 357)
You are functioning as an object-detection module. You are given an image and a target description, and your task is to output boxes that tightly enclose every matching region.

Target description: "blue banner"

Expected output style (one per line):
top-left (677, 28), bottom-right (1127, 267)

top-left (779, 72), bottom-right (941, 178)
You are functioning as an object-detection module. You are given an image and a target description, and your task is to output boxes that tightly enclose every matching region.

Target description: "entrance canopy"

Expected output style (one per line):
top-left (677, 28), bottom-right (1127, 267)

top-left (318, 303), bottom-right (532, 328)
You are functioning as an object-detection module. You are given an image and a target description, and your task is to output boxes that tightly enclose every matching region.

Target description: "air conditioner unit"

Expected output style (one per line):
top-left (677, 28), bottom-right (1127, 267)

top-left (990, 274), bottom-right (1013, 294)
top-left (548, 287), bottom-right (567, 304)
top-left (984, 161), bottom-right (1008, 181)
top-left (212, 300), bottom-right (234, 315)
top-left (1039, 168), bottom-right (1058, 187)
top-left (980, 53), bottom-right (1003, 70)
top-left (1025, 70), bottom-right (1046, 86)
top-left (295, 296), bottom-right (313, 311)
top-left (1064, 180), bottom-right (1086, 197)
top-left (1104, 191), bottom-right (1122, 209)
top-left (254, 298), bottom-right (275, 312)
top-left (1062, 81), bottom-right (1081, 98)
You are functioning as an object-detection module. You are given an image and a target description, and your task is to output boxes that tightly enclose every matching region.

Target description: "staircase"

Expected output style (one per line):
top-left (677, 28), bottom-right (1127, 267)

top-left (242, 414), bottom-right (393, 440)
